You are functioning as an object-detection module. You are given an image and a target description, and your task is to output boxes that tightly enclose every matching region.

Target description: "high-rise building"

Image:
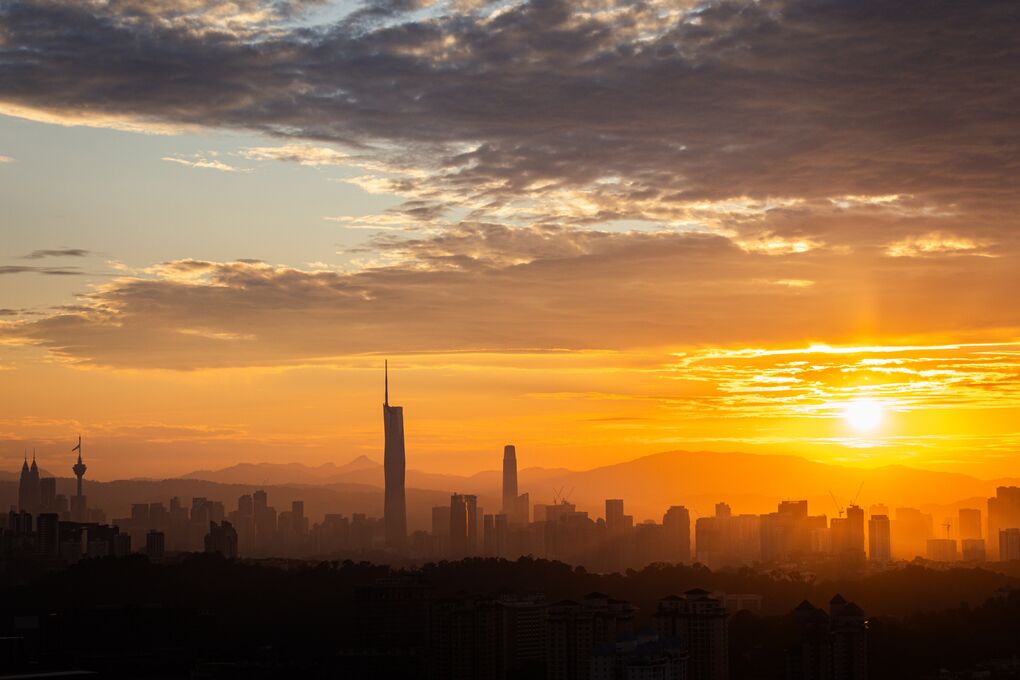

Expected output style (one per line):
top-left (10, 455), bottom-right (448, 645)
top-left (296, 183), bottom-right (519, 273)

top-left (959, 508), bottom-right (982, 540)
top-left (662, 505), bottom-right (692, 563)
top-left (654, 589), bottom-right (728, 680)
top-left (868, 514), bottom-right (891, 563)
top-left (146, 530), bottom-right (166, 558)
top-left (39, 477), bottom-right (56, 513)
top-left (450, 494), bottom-right (468, 558)
top-left (999, 527), bottom-right (1020, 561)
top-left (204, 521), bottom-right (239, 558)
top-left (502, 444), bottom-right (518, 514)
top-left (383, 361), bottom-right (407, 551)
top-left (18, 453), bottom-right (41, 515)
top-left (37, 512), bottom-right (60, 556)
top-left (829, 595), bottom-right (867, 680)
top-left (605, 499), bottom-right (625, 534)
top-left (987, 487), bottom-right (1020, 560)
top-left (926, 538), bottom-right (957, 562)
top-left (961, 538), bottom-right (986, 562)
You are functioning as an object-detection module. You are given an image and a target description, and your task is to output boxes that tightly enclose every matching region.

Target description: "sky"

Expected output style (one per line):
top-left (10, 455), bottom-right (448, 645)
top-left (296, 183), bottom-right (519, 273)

top-left (1, 0), bottom-right (1019, 480)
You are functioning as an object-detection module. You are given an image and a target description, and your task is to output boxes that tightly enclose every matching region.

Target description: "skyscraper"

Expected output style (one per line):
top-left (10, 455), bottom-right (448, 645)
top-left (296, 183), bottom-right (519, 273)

top-left (383, 361), bottom-right (407, 551)
top-left (502, 444), bottom-right (518, 514)
top-left (868, 514), bottom-right (891, 563)
top-left (18, 452), bottom-right (41, 515)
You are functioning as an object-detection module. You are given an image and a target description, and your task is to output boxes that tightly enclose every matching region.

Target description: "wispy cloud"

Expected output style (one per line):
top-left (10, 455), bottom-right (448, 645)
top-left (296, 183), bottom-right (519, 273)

top-left (161, 156), bottom-right (247, 173)
top-left (21, 248), bottom-right (91, 260)
top-left (241, 144), bottom-right (348, 166)
top-left (0, 155), bottom-right (14, 163)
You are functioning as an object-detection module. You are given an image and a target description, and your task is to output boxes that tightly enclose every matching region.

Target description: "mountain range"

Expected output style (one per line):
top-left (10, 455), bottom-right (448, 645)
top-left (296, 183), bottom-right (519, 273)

top-left (175, 450), bottom-right (1020, 522)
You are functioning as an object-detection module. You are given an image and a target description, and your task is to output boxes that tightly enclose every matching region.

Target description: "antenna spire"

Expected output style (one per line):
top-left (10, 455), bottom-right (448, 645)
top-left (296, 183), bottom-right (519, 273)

top-left (385, 360), bottom-right (389, 406)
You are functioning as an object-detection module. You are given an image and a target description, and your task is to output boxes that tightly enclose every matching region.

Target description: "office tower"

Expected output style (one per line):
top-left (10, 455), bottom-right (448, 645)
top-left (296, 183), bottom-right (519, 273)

top-left (926, 538), bottom-right (957, 562)
top-left (253, 489), bottom-right (267, 514)
top-left (654, 589), bottom-right (728, 680)
top-left (482, 514), bottom-right (495, 556)
top-left (892, 507), bottom-right (934, 559)
top-left (605, 499), bottom-right (625, 533)
top-left (959, 508), bottom-right (982, 540)
top-left (238, 494), bottom-right (254, 517)
top-left (37, 512), bottom-right (60, 557)
top-left (999, 528), bottom-right (1020, 560)
top-left (131, 503), bottom-right (150, 524)
top-left (511, 492), bottom-right (530, 526)
top-left (71, 436), bottom-right (88, 521)
top-left (868, 514), bottom-right (891, 562)
top-left (844, 505), bottom-right (866, 559)
top-left (383, 361), bottom-right (407, 551)
top-left (113, 532), bottom-right (132, 557)
top-left (502, 444), bottom-right (518, 514)
top-left (961, 538), bottom-right (986, 561)
top-left (466, 495), bottom-right (479, 554)
top-left (292, 500), bottom-right (307, 534)
top-left (493, 514), bottom-right (509, 558)
top-left (205, 521), bottom-right (239, 558)
top-left (18, 453), bottom-right (41, 515)
top-left (450, 494), bottom-right (468, 558)
top-left (663, 505), bottom-right (692, 563)
top-left (39, 477), bottom-right (56, 512)
top-left (987, 486), bottom-right (1020, 560)
top-left (829, 595), bottom-right (867, 680)
top-left (146, 530), bottom-right (166, 558)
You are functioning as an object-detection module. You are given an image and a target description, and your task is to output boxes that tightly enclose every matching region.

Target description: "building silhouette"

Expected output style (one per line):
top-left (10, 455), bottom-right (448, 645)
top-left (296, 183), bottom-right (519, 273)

top-left (503, 444), bottom-right (518, 513)
top-left (383, 361), bottom-right (407, 551)
top-left (654, 589), bottom-right (728, 680)
top-left (868, 514), bottom-right (891, 563)
top-left (71, 436), bottom-right (88, 521)
top-left (18, 452), bottom-right (41, 516)
top-left (987, 486), bottom-right (1020, 560)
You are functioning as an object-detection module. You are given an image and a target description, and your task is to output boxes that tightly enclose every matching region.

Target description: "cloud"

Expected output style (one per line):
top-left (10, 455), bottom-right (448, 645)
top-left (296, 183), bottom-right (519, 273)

top-left (3, 220), bottom-right (1020, 370)
top-left (0, 0), bottom-right (1015, 237)
top-left (21, 248), bottom-right (92, 259)
top-left (241, 144), bottom-right (349, 166)
top-left (161, 156), bottom-right (247, 172)
top-left (0, 155), bottom-right (14, 163)
top-left (885, 232), bottom-right (994, 258)
top-left (0, 266), bottom-right (85, 276)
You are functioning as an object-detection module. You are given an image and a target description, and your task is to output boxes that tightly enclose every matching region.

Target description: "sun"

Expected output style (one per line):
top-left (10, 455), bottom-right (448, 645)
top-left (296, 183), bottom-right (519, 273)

top-left (843, 398), bottom-right (883, 433)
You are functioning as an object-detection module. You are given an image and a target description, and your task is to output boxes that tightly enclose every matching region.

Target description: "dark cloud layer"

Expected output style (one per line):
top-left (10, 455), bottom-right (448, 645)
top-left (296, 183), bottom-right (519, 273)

top-left (1, 0), bottom-right (1017, 214)
top-left (1, 0), bottom-right (1018, 368)
top-left (3, 225), bottom-right (1018, 369)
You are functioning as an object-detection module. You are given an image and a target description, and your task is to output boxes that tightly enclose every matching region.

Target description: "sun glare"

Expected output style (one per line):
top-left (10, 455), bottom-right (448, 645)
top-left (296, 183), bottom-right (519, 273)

top-left (843, 398), bottom-right (883, 433)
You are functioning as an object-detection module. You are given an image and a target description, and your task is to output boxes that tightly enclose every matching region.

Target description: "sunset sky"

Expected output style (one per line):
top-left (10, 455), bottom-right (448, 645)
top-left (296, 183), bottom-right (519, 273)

top-left (1, 0), bottom-right (1018, 480)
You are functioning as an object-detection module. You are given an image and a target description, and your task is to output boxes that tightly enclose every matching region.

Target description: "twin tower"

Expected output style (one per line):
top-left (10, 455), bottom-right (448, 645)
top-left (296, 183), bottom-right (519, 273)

top-left (382, 362), bottom-right (521, 551)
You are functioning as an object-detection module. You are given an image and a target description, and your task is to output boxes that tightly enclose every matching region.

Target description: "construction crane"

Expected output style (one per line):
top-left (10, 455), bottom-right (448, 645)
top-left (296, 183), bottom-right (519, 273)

top-left (829, 491), bottom-right (845, 519)
top-left (942, 520), bottom-right (952, 539)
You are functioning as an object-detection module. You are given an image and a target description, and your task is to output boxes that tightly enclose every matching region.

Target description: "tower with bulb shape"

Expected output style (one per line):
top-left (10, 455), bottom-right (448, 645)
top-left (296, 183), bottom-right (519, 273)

top-left (71, 435), bottom-right (87, 521)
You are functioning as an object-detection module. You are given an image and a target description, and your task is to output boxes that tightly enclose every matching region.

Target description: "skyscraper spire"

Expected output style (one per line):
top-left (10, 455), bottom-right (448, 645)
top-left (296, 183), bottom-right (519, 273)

top-left (385, 359), bottom-right (389, 406)
top-left (382, 360), bottom-right (406, 551)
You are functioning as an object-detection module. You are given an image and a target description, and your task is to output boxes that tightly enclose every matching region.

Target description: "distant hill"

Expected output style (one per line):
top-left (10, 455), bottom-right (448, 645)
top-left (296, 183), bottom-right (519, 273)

top-left (174, 449), bottom-right (1020, 524)
top-left (179, 456), bottom-right (381, 486)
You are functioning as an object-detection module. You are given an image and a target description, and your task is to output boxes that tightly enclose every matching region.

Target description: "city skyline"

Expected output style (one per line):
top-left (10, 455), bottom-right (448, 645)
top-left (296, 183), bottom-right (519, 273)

top-left (2, 0), bottom-right (1020, 480)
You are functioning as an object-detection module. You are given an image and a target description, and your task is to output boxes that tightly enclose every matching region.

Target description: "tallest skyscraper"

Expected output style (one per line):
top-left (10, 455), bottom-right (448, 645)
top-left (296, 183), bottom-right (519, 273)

top-left (383, 361), bottom-right (407, 550)
top-left (502, 444), bottom-right (518, 513)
